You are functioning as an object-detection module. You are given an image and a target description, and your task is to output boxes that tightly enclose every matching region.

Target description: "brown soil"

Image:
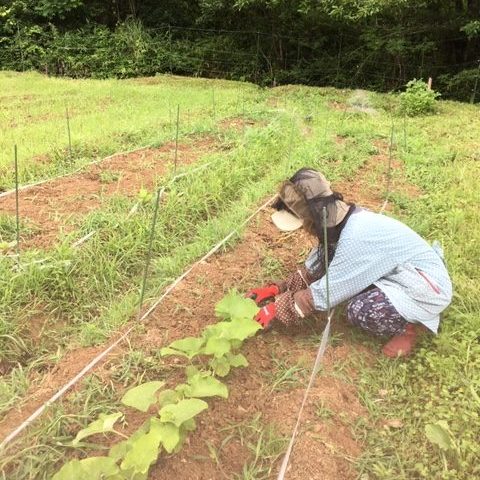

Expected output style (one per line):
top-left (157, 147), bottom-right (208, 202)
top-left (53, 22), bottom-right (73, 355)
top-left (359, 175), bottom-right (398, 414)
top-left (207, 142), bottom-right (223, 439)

top-left (0, 135), bottom-right (219, 249)
top-left (0, 148), bottom-right (419, 478)
top-left (218, 117), bottom-right (256, 131)
top-left (335, 139), bottom-right (421, 210)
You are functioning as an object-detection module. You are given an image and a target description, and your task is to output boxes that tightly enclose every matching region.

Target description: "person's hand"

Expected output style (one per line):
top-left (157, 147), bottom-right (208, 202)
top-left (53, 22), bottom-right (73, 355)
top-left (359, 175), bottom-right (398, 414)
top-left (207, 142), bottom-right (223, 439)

top-left (245, 284), bottom-right (280, 305)
top-left (255, 303), bottom-right (277, 329)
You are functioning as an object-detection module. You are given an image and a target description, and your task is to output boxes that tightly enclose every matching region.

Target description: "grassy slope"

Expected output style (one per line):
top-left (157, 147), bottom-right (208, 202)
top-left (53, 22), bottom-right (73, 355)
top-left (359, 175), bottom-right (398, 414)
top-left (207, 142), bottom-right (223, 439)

top-left (0, 71), bottom-right (254, 188)
top-left (0, 74), bottom-right (479, 479)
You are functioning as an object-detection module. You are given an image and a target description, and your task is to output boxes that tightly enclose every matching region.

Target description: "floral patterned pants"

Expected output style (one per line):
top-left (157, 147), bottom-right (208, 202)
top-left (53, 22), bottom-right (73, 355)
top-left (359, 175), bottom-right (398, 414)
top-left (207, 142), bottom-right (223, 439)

top-left (346, 287), bottom-right (408, 337)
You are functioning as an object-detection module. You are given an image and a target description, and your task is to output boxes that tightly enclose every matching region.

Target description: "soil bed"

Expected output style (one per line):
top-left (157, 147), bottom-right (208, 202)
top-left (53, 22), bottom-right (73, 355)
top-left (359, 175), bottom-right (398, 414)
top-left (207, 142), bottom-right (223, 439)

top-left (0, 135), bottom-right (221, 250)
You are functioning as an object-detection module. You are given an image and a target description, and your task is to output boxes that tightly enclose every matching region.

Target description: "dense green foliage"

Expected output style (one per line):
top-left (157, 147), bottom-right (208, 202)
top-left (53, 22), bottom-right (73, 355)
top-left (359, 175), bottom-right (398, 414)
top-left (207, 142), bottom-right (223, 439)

top-left (1, 0), bottom-right (480, 100)
top-left (400, 79), bottom-right (440, 116)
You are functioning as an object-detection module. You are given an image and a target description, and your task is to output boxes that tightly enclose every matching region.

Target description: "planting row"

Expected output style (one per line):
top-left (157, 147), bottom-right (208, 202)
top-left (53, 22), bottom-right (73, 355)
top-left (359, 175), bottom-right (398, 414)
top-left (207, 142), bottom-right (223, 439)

top-left (53, 293), bottom-right (261, 480)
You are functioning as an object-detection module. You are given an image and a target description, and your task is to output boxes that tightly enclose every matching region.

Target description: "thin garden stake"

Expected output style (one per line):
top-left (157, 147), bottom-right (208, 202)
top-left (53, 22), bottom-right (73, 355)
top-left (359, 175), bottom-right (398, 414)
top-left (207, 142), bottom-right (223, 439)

top-left (403, 114), bottom-right (408, 151)
top-left (471, 60), bottom-right (480, 104)
top-left (287, 120), bottom-right (295, 169)
top-left (174, 105), bottom-right (180, 174)
top-left (65, 106), bottom-right (72, 160)
top-left (322, 207), bottom-right (330, 314)
top-left (212, 87), bottom-right (216, 121)
top-left (380, 120), bottom-right (395, 213)
top-left (137, 187), bottom-right (164, 320)
top-left (14, 145), bottom-right (20, 262)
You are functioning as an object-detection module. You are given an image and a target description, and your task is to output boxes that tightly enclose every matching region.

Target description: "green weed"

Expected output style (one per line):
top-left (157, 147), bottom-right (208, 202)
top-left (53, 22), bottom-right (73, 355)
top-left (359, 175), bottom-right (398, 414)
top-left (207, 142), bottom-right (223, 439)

top-left (222, 414), bottom-right (287, 480)
top-left (262, 357), bottom-right (308, 393)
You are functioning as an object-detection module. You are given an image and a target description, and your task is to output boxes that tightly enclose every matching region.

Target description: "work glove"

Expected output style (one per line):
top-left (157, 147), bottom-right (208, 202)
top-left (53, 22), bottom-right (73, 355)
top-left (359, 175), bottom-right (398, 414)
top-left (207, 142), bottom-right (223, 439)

top-left (254, 289), bottom-right (317, 329)
top-left (255, 303), bottom-right (277, 329)
top-left (245, 284), bottom-right (280, 305)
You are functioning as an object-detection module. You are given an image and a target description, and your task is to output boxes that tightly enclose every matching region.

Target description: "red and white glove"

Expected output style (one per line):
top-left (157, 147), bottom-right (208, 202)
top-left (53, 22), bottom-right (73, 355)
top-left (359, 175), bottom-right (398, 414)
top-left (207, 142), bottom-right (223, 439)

top-left (255, 303), bottom-right (277, 329)
top-left (245, 284), bottom-right (280, 305)
top-left (254, 289), bottom-right (316, 330)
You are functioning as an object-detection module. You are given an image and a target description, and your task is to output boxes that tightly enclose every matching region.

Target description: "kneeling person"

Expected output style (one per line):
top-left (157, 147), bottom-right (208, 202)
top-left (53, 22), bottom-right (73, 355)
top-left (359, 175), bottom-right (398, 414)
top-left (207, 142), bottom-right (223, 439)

top-left (246, 168), bottom-right (452, 358)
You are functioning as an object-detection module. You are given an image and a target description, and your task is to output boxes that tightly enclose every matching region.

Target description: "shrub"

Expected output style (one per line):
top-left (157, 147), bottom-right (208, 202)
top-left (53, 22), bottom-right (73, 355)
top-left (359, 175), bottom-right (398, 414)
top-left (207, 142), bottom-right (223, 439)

top-left (400, 78), bottom-right (440, 116)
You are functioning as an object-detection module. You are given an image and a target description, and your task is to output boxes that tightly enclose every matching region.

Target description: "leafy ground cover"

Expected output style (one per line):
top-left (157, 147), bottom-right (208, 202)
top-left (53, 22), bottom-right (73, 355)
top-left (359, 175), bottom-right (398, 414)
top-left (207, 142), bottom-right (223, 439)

top-left (0, 73), bottom-right (478, 479)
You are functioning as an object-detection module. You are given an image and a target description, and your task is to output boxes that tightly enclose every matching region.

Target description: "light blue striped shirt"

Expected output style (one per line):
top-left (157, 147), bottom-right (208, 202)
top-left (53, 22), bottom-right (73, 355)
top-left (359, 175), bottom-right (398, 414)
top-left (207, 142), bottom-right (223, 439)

top-left (305, 210), bottom-right (452, 333)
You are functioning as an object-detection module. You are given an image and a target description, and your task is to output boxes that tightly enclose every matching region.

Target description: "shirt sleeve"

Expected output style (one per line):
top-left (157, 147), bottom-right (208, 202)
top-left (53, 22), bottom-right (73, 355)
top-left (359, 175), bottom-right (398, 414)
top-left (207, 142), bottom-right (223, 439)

top-left (308, 235), bottom-right (398, 311)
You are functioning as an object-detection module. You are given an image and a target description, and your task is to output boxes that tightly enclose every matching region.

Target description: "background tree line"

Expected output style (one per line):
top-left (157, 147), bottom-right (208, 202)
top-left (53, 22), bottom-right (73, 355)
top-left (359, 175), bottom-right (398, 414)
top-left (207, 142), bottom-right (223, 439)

top-left (1, 0), bottom-right (479, 100)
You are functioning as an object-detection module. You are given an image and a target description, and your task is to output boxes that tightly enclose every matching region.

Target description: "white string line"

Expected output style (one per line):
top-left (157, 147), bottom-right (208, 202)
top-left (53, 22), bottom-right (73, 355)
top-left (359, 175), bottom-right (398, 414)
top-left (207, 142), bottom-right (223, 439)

top-left (277, 310), bottom-right (333, 480)
top-left (0, 110), bottom-right (254, 202)
top-left (0, 195), bottom-right (276, 451)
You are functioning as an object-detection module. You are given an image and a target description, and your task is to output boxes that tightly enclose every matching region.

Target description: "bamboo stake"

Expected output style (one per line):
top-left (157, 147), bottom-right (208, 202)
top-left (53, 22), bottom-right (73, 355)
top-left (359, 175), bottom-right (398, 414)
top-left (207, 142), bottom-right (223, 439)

top-left (322, 207), bottom-right (330, 315)
top-left (65, 106), bottom-right (72, 160)
top-left (212, 87), bottom-right (216, 121)
top-left (174, 105), bottom-right (180, 174)
top-left (14, 145), bottom-right (20, 263)
top-left (137, 187), bottom-right (164, 320)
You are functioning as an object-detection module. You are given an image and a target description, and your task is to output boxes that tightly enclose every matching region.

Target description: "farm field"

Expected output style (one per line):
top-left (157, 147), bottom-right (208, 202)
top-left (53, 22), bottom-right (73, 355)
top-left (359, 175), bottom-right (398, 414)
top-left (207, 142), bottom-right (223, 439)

top-left (0, 72), bottom-right (479, 479)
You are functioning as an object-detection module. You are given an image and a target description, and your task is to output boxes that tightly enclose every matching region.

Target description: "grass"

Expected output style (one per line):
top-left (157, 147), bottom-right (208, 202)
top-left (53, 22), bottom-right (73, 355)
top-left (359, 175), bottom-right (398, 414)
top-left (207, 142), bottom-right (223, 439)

top-left (354, 100), bottom-right (480, 479)
top-left (0, 74), bottom-right (478, 479)
top-left (0, 78), bottom-right (380, 421)
top-left (262, 357), bottom-right (309, 393)
top-left (222, 414), bottom-right (287, 480)
top-left (0, 71), bottom-right (260, 189)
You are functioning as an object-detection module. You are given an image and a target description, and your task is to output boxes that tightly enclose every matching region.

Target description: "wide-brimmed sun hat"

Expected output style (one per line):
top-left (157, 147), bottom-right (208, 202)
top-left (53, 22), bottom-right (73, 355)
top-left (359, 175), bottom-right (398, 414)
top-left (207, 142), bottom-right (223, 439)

top-left (271, 169), bottom-right (350, 232)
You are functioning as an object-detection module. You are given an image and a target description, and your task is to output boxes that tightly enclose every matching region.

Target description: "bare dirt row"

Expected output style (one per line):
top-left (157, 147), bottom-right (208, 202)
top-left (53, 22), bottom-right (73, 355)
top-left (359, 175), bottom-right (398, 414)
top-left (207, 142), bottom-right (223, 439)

top-left (0, 135), bottom-right (224, 249)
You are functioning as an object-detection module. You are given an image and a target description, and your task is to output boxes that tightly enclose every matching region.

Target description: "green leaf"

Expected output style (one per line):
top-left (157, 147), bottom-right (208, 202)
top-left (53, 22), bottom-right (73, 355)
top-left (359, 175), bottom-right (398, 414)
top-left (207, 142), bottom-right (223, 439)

top-left (79, 457), bottom-right (120, 479)
top-left (53, 457), bottom-right (120, 480)
top-left (203, 318), bottom-right (260, 343)
top-left (52, 461), bottom-right (81, 480)
top-left (204, 336), bottom-right (231, 358)
top-left (209, 357), bottom-right (231, 377)
top-left (120, 429), bottom-right (162, 476)
top-left (209, 352), bottom-right (248, 376)
top-left (215, 291), bottom-right (259, 320)
top-left (121, 381), bottom-right (165, 413)
top-left (227, 352), bottom-right (249, 367)
top-left (150, 418), bottom-right (181, 453)
top-left (184, 373), bottom-right (228, 399)
top-left (229, 317), bottom-right (262, 341)
top-left (185, 365), bottom-right (200, 379)
top-left (72, 412), bottom-right (123, 446)
top-left (182, 418), bottom-right (197, 432)
top-left (425, 421), bottom-right (453, 451)
top-left (157, 389), bottom-right (181, 408)
top-left (160, 337), bottom-right (205, 359)
top-left (159, 398), bottom-right (208, 427)
top-left (159, 347), bottom-right (189, 358)
top-left (108, 419), bottom-right (151, 463)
